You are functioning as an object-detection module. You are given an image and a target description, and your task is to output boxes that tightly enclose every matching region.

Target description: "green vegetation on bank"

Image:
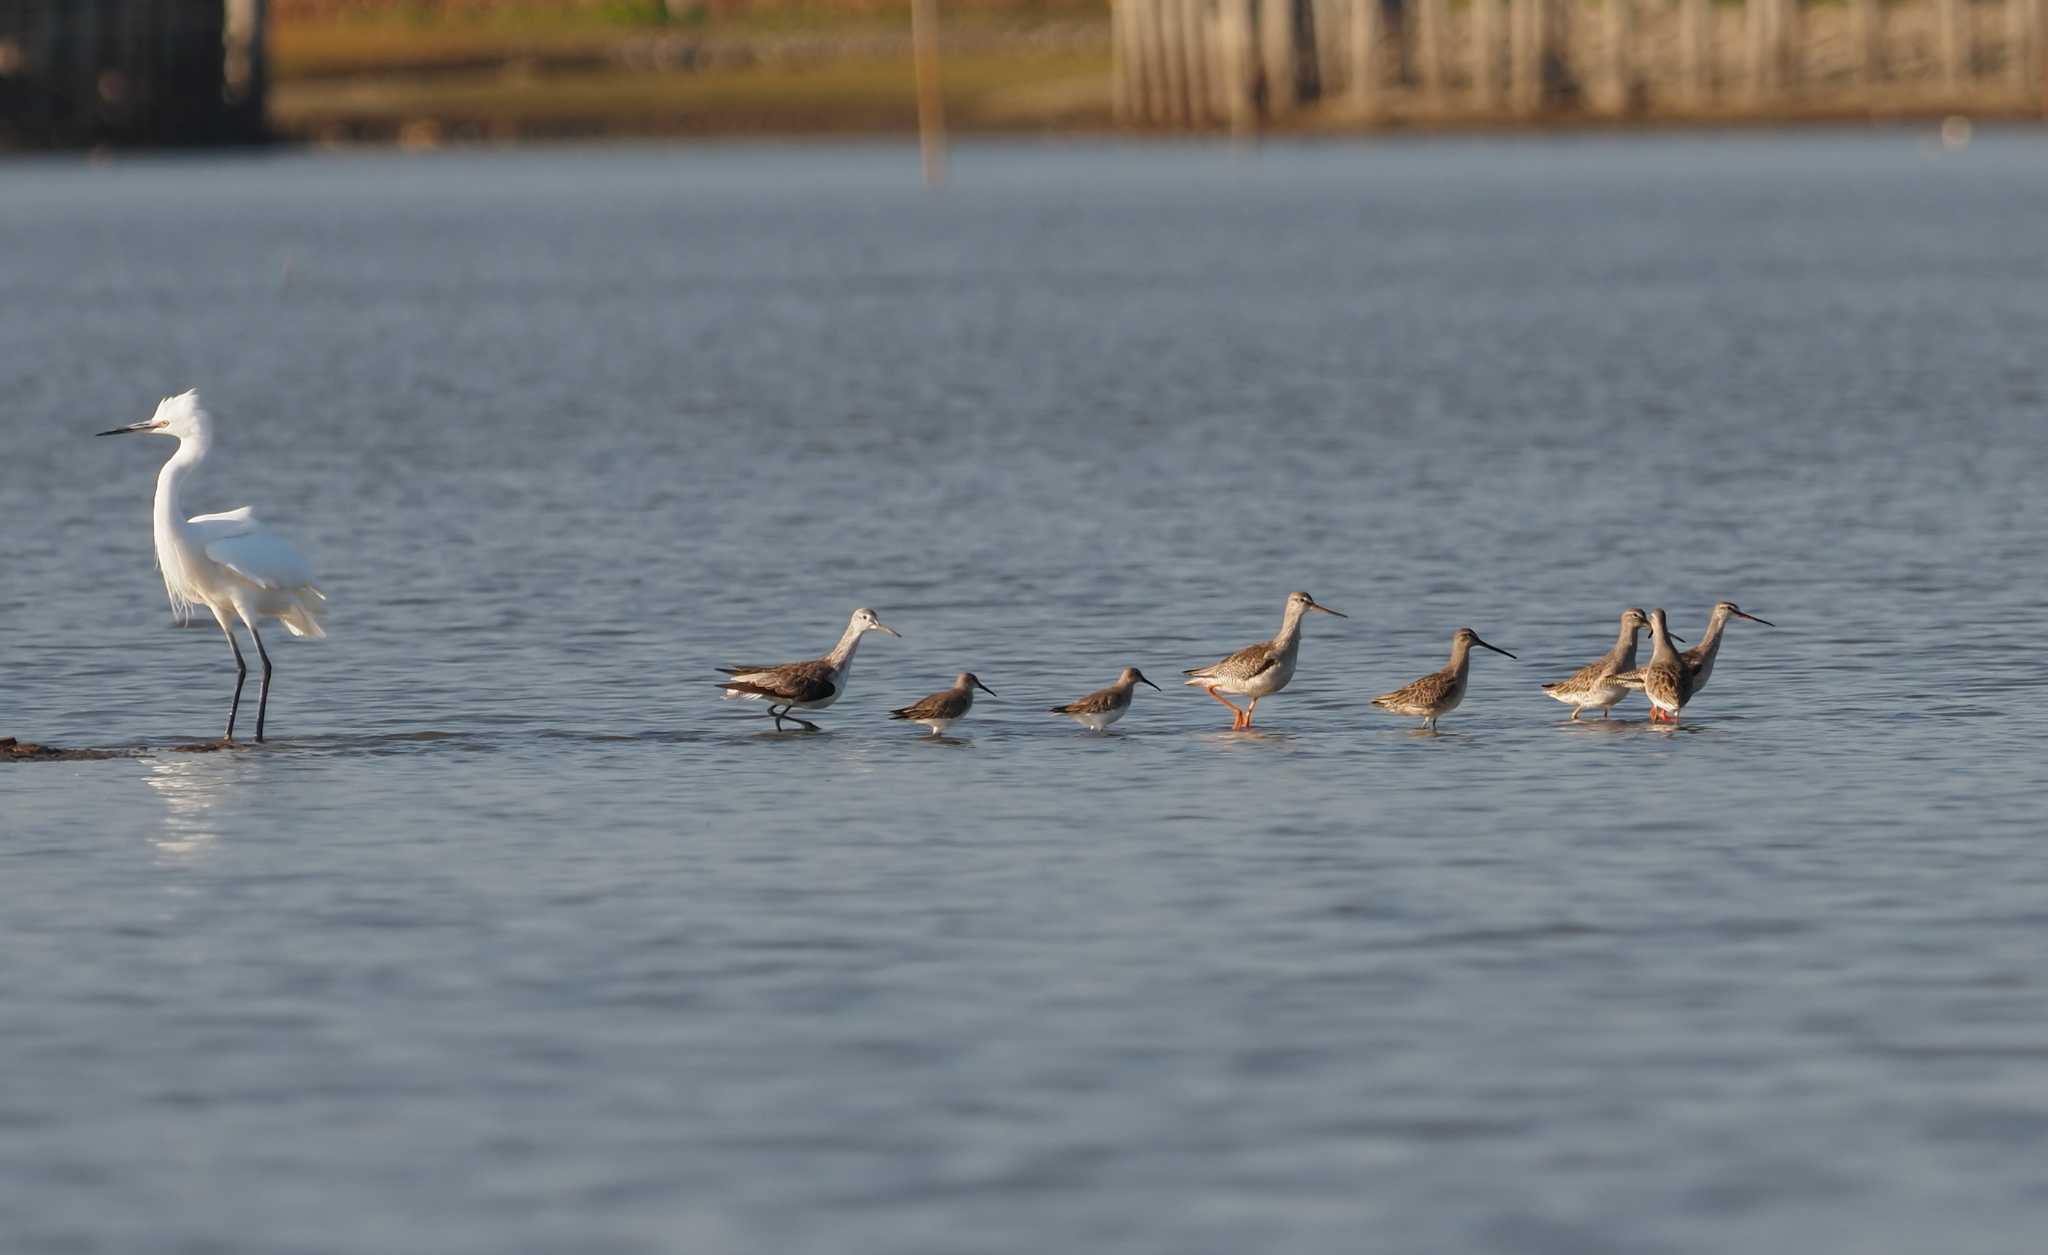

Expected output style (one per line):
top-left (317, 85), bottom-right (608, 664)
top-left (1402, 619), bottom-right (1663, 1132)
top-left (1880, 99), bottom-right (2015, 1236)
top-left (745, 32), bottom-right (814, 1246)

top-left (270, 5), bottom-right (1111, 139)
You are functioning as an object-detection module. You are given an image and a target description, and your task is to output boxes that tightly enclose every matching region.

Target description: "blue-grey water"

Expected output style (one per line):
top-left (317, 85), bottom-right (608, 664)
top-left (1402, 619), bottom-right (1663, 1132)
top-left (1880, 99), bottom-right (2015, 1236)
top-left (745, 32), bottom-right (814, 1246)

top-left (4, 134), bottom-right (2047, 1254)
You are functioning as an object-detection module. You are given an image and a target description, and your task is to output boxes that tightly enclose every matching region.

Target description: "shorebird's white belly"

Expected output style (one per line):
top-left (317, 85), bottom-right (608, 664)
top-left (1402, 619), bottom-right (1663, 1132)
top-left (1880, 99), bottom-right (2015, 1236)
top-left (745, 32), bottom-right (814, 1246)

top-left (1241, 657), bottom-right (1296, 699)
top-left (919, 717), bottom-right (956, 735)
top-left (1077, 707), bottom-right (1124, 732)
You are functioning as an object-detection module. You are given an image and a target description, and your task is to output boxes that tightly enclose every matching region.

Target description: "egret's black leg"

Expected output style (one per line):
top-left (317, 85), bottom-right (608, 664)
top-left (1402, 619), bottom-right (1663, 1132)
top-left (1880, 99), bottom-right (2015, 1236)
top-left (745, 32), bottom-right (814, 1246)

top-left (250, 622), bottom-right (274, 743)
top-left (221, 622), bottom-right (249, 741)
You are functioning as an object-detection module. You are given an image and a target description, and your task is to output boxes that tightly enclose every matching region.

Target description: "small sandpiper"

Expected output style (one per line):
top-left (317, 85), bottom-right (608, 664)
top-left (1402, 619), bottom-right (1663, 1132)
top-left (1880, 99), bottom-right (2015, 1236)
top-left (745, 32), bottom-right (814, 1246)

top-left (889, 671), bottom-right (997, 736)
top-left (1183, 590), bottom-right (1346, 729)
top-left (1676, 601), bottom-right (1774, 697)
top-left (1540, 607), bottom-right (1662, 721)
top-left (1372, 628), bottom-right (1517, 730)
top-left (717, 606), bottom-right (899, 731)
top-left (1048, 667), bottom-right (1159, 732)
top-left (1611, 607), bottom-right (1690, 722)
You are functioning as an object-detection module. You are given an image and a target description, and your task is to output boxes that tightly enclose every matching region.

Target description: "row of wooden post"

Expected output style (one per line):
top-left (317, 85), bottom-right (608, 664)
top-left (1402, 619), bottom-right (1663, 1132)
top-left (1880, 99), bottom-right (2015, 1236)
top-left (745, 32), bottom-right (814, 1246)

top-left (1114, 0), bottom-right (2048, 127)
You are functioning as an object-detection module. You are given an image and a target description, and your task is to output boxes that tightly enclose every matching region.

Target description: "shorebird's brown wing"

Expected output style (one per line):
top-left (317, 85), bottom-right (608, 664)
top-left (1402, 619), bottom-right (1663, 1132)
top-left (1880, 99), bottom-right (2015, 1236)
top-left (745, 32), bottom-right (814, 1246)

top-left (1641, 658), bottom-right (1687, 706)
top-left (1050, 685), bottom-right (1120, 715)
top-left (1542, 654), bottom-right (1614, 694)
top-left (720, 660), bottom-right (836, 703)
top-left (1373, 670), bottom-right (1454, 709)
top-left (891, 688), bottom-right (969, 721)
top-left (1185, 641), bottom-right (1278, 682)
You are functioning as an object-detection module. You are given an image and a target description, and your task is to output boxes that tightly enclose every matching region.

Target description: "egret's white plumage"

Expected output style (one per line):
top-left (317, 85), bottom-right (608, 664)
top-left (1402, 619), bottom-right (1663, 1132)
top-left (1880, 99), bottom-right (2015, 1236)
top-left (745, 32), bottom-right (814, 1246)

top-left (100, 390), bottom-right (327, 741)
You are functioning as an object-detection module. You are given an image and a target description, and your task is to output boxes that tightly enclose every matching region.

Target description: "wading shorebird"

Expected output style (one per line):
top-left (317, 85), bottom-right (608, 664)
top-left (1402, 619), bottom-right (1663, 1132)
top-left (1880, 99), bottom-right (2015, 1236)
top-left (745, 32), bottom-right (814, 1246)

top-left (1048, 667), bottom-right (1159, 732)
top-left (97, 390), bottom-right (328, 743)
top-left (717, 607), bottom-right (899, 731)
top-left (1538, 607), bottom-right (1672, 721)
top-left (1372, 628), bottom-right (1517, 730)
top-left (1612, 607), bottom-right (1690, 722)
top-left (889, 671), bottom-right (997, 737)
top-left (1183, 590), bottom-right (1346, 729)
top-left (1675, 601), bottom-right (1774, 697)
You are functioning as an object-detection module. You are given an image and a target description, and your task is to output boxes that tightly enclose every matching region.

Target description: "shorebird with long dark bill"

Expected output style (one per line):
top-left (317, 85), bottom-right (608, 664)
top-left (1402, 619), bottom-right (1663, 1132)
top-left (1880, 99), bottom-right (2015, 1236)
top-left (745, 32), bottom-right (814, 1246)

top-left (889, 672), bottom-right (996, 737)
top-left (1049, 667), bottom-right (1159, 732)
top-left (1611, 608), bottom-right (1690, 722)
top-left (1183, 590), bottom-right (1346, 729)
top-left (1372, 628), bottom-right (1517, 731)
top-left (1539, 607), bottom-right (1674, 721)
top-left (1676, 601), bottom-right (1774, 697)
top-left (717, 607), bottom-right (899, 731)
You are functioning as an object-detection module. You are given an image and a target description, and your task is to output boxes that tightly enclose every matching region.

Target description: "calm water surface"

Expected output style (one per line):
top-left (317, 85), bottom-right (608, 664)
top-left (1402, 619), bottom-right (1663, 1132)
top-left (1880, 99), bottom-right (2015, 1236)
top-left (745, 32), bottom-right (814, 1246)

top-left (4, 135), bottom-right (2047, 1254)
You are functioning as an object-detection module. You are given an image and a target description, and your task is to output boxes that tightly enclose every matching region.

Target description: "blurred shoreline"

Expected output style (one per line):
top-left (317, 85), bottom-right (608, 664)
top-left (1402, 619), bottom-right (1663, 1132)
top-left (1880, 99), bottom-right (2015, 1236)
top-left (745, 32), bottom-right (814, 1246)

top-left (267, 5), bottom-right (2046, 145)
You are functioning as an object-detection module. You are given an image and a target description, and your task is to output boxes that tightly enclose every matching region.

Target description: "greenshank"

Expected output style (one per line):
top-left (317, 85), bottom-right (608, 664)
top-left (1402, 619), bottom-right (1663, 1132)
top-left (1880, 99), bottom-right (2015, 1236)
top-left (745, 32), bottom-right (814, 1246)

top-left (717, 606), bottom-right (899, 731)
top-left (1183, 590), bottom-right (1346, 729)
top-left (1371, 628), bottom-right (1516, 730)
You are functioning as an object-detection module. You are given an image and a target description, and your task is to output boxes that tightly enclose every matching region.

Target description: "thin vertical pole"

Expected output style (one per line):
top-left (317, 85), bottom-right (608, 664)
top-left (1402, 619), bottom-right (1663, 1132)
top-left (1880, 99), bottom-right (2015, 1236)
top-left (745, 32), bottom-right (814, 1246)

top-left (1747, 0), bottom-right (1771, 102)
top-left (1113, 0), bottom-right (1136, 119)
top-left (1779, 0), bottom-right (1801, 92)
top-left (912, 0), bottom-right (947, 184)
top-left (1183, 0), bottom-right (1212, 122)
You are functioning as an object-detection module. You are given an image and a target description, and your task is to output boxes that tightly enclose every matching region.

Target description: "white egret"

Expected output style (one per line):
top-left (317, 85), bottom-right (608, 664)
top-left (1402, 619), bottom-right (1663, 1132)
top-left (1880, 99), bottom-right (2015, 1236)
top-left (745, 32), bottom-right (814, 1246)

top-left (98, 391), bottom-right (327, 742)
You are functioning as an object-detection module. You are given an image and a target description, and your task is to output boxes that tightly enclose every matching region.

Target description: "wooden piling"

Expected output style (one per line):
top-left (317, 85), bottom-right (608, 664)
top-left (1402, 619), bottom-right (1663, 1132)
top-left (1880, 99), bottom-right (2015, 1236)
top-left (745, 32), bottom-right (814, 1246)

top-left (1263, 0), bottom-right (1301, 112)
top-left (1680, 0), bottom-right (1713, 105)
top-left (1416, 0), bottom-right (1449, 103)
top-left (2005, 0), bottom-right (2033, 92)
top-left (1509, 0), bottom-right (1545, 113)
top-left (1603, 0), bottom-right (1634, 111)
top-left (1747, 0), bottom-right (1773, 101)
top-left (1352, 0), bottom-right (1385, 115)
top-left (1473, 0), bottom-right (1503, 107)
top-left (1848, 0), bottom-right (1880, 94)
top-left (1939, 0), bottom-right (1966, 89)
top-left (912, 0), bottom-right (947, 183)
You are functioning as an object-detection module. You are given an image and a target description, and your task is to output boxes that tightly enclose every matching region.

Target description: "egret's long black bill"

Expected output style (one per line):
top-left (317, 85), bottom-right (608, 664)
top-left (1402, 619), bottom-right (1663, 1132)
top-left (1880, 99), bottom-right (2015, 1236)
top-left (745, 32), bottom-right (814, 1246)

top-left (96, 420), bottom-right (164, 437)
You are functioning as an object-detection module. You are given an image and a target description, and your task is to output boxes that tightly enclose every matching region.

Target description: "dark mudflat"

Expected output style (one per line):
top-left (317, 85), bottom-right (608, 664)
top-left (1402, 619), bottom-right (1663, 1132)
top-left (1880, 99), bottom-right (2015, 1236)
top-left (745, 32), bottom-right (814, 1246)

top-left (1, 737), bottom-right (134, 763)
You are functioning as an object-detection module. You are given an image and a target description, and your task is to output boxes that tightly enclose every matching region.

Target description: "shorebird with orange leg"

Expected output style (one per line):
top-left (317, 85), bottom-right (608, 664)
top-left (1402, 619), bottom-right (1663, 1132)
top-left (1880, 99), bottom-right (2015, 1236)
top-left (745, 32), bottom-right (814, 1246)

top-left (1539, 607), bottom-right (1677, 721)
top-left (1372, 628), bottom-right (1517, 731)
top-left (1183, 591), bottom-right (1346, 729)
top-left (717, 607), bottom-right (899, 731)
top-left (1612, 608), bottom-right (1690, 723)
